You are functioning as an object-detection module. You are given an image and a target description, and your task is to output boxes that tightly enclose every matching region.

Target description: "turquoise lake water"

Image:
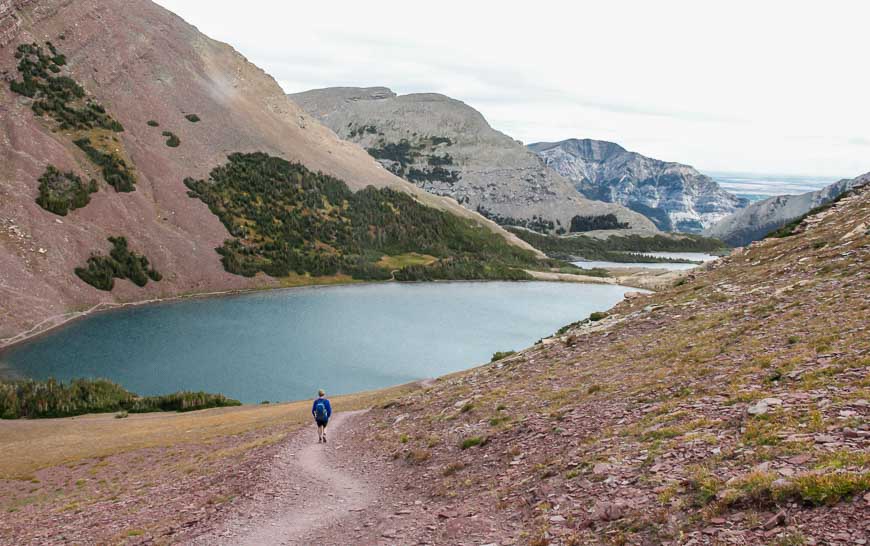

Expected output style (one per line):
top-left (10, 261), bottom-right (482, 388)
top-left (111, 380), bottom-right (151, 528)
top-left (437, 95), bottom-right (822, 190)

top-left (0, 282), bottom-right (634, 403)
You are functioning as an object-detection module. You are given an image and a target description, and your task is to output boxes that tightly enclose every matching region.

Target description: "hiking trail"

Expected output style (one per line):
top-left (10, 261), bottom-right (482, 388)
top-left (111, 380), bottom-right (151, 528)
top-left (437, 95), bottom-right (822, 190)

top-left (194, 411), bottom-right (378, 545)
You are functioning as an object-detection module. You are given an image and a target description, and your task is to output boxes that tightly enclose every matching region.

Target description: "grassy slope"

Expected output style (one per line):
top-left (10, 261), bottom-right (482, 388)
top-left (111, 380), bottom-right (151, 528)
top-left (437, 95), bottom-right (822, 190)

top-left (0, 383), bottom-right (419, 542)
top-left (359, 183), bottom-right (870, 543)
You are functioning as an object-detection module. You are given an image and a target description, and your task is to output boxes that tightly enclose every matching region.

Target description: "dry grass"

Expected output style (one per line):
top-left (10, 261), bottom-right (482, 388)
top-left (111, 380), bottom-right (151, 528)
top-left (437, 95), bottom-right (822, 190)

top-left (0, 382), bottom-right (419, 478)
top-left (376, 252), bottom-right (438, 270)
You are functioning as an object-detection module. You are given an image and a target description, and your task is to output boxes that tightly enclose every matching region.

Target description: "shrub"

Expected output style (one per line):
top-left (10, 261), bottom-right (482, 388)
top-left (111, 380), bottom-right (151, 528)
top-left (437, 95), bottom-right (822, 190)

top-left (589, 311), bottom-right (608, 321)
top-left (162, 131), bottom-right (181, 147)
top-left (0, 378), bottom-right (240, 419)
top-left (460, 436), bottom-right (486, 450)
top-left (405, 449), bottom-right (431, 464)
top-left (9, 42), bottom-right (124, 132)
top-left (75, 236), bottom-right (161, 291)
top-left (491, 351), bottom-right (516, 362)
top-left (569, 214), bottom-right (629, 232)
top-left (73, 138), bottom-right (136, 192)
top-left (184, 114), bottom-right (201, 122)
top-left (146, 120), bottom-right (160, 127)
top-left (35, 165), bottom-right (97, 216)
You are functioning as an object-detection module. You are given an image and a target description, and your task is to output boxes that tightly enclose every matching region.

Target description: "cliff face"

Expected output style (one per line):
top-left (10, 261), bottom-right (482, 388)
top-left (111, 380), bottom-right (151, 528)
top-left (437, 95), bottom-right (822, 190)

top-left (703, 173), bottom-right (867, 246)
top-left (529, 138), bottom-right (748, 232)
top-left (290, 87), bottom-right (658, 235)
top-left (0, 0), bottom-right (533, 342)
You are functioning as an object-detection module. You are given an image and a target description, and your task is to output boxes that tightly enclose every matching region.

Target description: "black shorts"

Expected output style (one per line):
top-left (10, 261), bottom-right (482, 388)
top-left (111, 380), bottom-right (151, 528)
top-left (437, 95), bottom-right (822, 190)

top-left (316, 418), bottom-right (328, 427)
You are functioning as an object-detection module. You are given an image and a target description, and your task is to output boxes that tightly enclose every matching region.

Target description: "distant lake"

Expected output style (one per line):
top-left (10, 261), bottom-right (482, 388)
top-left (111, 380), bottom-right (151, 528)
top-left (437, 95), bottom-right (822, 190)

top-left (707, 171), bottom-right (841, 201)
top-left (573, 251), bottom-right (719, 271)
top-left (0, 282), bottom-right (635, 404)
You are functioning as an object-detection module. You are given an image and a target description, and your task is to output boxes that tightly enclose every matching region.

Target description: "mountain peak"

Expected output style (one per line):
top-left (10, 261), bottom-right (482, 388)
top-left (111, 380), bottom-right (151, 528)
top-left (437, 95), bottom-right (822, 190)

top-left (529, 138), bottom-right (747, 232)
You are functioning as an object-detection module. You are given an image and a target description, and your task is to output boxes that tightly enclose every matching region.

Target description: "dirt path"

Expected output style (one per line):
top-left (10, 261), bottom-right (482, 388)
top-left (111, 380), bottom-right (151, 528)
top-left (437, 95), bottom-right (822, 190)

top-left (192, 411), bottom-right (379, 545)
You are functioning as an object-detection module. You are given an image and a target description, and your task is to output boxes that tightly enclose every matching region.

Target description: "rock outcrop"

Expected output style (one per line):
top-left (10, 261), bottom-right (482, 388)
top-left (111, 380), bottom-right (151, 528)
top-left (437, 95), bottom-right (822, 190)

top-left (290, 87), bottom-right (658, 234)
top-left (704, 173), bottom-right (868, 246)
top-left (0, 0), bottom-right (533, 342)
top-left (529, 138), bottom-right (748, 232)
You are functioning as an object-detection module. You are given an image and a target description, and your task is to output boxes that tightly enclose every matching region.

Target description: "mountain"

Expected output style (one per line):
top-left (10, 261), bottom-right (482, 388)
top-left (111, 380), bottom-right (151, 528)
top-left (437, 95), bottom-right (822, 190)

top-left (289, 87), bottom-right (658, 235)
top-left (529, 138), bottom-right (749, 233)
top-left (703, 174), bottom-right (867, 246)
top-left (0, 0), bottom-right (539, 343)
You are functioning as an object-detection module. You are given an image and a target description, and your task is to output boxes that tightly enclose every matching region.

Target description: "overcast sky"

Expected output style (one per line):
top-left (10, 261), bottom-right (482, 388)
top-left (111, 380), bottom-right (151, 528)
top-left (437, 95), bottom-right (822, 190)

top-left (155, 0), bottom-right (868, 178)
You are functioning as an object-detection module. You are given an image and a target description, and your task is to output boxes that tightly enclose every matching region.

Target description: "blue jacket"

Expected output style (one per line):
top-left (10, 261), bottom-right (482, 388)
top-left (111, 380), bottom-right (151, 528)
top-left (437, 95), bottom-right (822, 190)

top-left (312, 397), bottom-right (332, 420)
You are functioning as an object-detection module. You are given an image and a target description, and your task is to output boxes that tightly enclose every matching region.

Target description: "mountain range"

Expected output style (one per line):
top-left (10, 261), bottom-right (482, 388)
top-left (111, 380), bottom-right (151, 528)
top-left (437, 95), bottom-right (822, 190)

top-left (529, 138), bottom-right (749, 232)
top-left (290, 87), bottom-right (658, 235)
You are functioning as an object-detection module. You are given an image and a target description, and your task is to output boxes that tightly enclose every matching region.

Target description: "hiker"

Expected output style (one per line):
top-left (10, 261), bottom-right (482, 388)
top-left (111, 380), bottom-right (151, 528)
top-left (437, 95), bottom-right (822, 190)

top-left (312, 389), bottom-right (332, 443)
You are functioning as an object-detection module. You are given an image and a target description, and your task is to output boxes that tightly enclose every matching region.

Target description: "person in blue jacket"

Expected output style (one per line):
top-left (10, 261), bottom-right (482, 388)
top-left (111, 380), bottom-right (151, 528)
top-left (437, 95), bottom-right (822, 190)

top-left (312, 389), bottom-right (332, 443)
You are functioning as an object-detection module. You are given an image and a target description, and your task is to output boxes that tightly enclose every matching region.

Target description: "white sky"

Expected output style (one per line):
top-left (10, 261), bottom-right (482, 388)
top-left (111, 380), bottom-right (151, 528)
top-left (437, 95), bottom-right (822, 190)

top-left (155, 0), bottom-right (869, 178)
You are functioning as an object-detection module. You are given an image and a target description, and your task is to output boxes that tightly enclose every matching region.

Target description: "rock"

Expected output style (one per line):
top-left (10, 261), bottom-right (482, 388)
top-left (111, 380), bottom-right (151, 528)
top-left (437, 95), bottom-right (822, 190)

top-left (592, 463), bottom-right (612, 475)
top-left (814, 434), bottom-right (838, 443)
top-left (592, 501), bottom-right (624, 522)
top-left (762, 510), bottom-right (787, 530)
top-left (747, 401), bottom-right (770, 415)
top-left (787, 454), bottom-right (811, 465)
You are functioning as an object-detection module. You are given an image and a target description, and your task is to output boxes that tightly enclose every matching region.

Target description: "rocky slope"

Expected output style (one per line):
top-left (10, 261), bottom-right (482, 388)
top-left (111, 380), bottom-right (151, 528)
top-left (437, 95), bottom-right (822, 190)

top-left (704, 174), bottom-right (867, 246)
top-left (530, 138), bottom-right (748, 233)
top-left (356, 178), bottom-right (870, 543)
top-left (0, 0), bottom-right (536, 343)
top-left (290, 87), bottom-right (658, 235)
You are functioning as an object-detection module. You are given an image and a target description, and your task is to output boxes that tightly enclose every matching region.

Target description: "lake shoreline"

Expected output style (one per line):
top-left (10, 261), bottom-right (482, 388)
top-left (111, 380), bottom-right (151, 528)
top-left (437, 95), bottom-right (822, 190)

top-left (1, 281), bottom-right (640, 403)
top-left (0, 275), bottom-right (652, 355)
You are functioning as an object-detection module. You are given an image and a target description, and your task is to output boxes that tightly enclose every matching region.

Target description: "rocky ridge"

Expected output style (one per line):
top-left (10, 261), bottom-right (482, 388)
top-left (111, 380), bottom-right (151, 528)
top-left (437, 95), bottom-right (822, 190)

top-left (704, 173), bottom-right (867, 246)
top-left (290, 87), bottom-right (658, 235)
top-left (530, 138), bottom-right (748, 233)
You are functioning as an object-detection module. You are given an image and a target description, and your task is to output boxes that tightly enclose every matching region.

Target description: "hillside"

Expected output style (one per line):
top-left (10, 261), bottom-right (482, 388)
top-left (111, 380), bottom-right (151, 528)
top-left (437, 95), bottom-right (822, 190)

top-left (289, 87), bottom-right (658, 235)
top-left (704, 174), bottom-right (866, 246)
top-left (348, 178), bottom-right (870, 543)
top-left (530, 138), bottom-right (748, 232)
top-left (2, 176), bottom-right (866, 544)
top-left (0, 0), bottom-right (538, 344)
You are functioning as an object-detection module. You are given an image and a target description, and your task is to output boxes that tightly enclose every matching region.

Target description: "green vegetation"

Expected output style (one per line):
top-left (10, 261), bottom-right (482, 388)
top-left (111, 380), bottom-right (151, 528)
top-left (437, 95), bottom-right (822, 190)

top-left (714, 470), bottom-right (870, 509)
top-left (476, 207), bottom-right (556, 233)
top-left (35, 165), bottom-right (97, 216)
top-left (184, 152), bottom-right (546, 281)
top-left (508, 227), bottom-right (727, 262)
top-left (366, 136), bottom-right (458, 180)
top-left (162, 131), bottom-right (180, 147)
top-left (0, 378), bottom-right (240, 419)
top-left (406, 165), bottom-right (460, 184)
top-left (146, 119), bottom-right (160, 127)
top-left (460, 436), bottom-right (486, 449)
top-left (348, 123), bottom-right (378, 137)
top-left (74, 236), bottom-right (162, 291)
top-left (491, 351), bottom-right (516, 362)
top-left (10, 42), bottom-right (124, 132)
top-left (73, 138), bottom-right (136, 192)
top-left (184, 114), bottom-right (201, 122)
top-left (569, 213), bottom-right (629, 232)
